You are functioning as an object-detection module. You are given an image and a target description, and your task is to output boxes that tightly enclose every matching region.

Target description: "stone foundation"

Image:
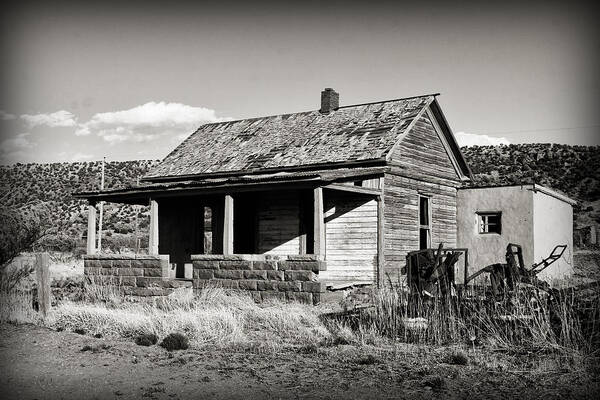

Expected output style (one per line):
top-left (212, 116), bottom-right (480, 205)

top-left (192, 254), bottom-right (327, 304)
top-left (83, 254), bottom-right (192, 296)
top-left (84, 253), bottom-right (327, 303)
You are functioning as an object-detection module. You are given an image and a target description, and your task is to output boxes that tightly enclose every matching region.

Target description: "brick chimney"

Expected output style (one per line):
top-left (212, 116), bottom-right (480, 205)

top-left (320, 88), bottom-right (339, 114)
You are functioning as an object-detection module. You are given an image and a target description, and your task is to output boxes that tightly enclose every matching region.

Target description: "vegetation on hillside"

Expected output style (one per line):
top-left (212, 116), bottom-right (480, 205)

top-left (463, 144), bottom-right (600, 230)
top-left (462, 144), bottom-right (600, 203)
top-left (0, 160), bottom-right (158, 253)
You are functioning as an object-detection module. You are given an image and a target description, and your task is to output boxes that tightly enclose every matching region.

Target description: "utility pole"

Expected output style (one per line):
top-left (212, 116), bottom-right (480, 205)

top-left (97, 157), bottom-right (105, 252)
top-left (135, 176), bottom-right (140, 253)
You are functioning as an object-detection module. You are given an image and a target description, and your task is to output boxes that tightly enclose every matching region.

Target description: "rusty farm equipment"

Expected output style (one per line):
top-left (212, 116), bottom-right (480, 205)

top-left (404, 242), bottom-right (567, 299)
top-left (404, 244), bottom-right (468, 298)
top-left (403, 242), bottom-right (570, 338)
top-left (464, 243), bottom-right (567, 296)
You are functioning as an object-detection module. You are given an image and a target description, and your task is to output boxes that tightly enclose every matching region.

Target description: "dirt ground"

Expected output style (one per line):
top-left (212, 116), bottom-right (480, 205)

top-left (0, 324), bottom-right (598, 400)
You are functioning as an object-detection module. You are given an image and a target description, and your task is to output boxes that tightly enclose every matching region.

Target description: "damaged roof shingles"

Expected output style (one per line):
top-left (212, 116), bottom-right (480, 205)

top-left (145, 96), bottom-right (433, 180)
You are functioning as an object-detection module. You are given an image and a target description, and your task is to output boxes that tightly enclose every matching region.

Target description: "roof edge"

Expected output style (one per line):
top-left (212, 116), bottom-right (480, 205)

top-left (458, 183), bottom-right (577, 205)
top-left (142, 157), bottom-right (387, 183)
top-left (428, 99), bottom-right (473, 180)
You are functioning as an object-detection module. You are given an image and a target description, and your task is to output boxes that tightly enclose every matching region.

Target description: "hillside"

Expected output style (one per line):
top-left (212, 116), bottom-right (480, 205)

top-left (0, 144), bottom-right (598, 251)
top-left (0, 160), bottom-right (158, 252)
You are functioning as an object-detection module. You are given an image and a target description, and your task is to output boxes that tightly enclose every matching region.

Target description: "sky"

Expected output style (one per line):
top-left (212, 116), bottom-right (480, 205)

top-left (0, 0), bottom-right (598, 165)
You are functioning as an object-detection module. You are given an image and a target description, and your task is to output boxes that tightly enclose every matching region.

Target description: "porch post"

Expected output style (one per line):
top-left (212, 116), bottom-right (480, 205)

top-left (86, 203), bottom-right (97, 255)
top-left (223, 194), bottom-right (234, 255)
top-left (313, 187), bottom-right (325, 258)
top-left (377, 194), bottom-right (385, 288)
top-left (149, 199), bottom-right (159, 255)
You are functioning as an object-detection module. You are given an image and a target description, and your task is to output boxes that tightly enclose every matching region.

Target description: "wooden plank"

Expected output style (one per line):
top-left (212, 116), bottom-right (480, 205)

top-left (256, 191), bottom-right (300, 255)
top-left (149, 199), bottom-right (159, 255)
top-left (35, 252), bottom-right (51, 317)
top-left (321, 191), bottom-right (378, 284)
top-left (86, 204), bottom-right (96, 255)
top-left (377, 192), bottom-right (385, 288)
top-left (223, 194), bottom-right (234, 255)
top-left (324, 183), bottom-right (381, 196)
top-left (314, 187), bottom-right (325, 257)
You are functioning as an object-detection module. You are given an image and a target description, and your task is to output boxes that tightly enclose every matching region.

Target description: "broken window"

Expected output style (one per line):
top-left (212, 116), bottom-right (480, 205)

top-left (478, 212), bottom-right (502, 234)
top-left (419, 196), bottom-right (431, 249)
top-left (204, 206), bottom-right (212, 254)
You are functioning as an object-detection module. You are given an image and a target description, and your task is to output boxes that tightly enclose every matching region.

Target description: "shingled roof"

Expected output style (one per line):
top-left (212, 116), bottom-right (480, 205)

top-left (144, 94), bottom-right (439, 182)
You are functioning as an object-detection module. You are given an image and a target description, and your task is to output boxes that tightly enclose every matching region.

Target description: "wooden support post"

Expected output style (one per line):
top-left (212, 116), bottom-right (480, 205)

top-left (377, 196), bottom-right (385, 287)
top-left (35, 252), bottom-right (50, 317)
top-left (149, 199), bottom-right (159, 255)
top-left (223, 194), bottom-right (234, 255)
top-left (377, 179), bottom-right (385, 288)
top-left (298, 194), bottom-right (307, 255)
top-left (313, 187), bottom-right (325, 258)
top-left (86, 203), bottom-right (97, 255)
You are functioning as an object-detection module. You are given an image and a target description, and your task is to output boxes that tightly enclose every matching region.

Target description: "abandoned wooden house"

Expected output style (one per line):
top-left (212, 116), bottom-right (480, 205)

top-left (77, 88), bottom-right (571, 303)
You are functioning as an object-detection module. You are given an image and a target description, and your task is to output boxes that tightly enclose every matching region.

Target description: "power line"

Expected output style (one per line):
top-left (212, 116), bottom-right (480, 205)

top-left (476, 124), bottom-right (600, 136)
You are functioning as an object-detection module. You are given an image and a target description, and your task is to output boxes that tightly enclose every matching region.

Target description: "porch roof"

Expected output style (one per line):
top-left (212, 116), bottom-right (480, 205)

top-left (74, 166), bottom-right (386, 204)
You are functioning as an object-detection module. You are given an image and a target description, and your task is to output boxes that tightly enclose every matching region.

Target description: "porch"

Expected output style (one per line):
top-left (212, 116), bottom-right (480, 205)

top-left (79, 169), bottom-right (385, 301)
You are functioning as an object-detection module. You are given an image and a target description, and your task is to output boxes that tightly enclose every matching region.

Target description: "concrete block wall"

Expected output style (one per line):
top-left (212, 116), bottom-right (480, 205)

top-left (191, 254), bottom-right (327, 304)
top-left (83, 254), bottom-right (192, 296)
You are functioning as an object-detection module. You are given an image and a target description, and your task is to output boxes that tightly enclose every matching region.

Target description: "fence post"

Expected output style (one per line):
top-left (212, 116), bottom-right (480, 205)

top-left (35, 253), bottom-right (51, 317)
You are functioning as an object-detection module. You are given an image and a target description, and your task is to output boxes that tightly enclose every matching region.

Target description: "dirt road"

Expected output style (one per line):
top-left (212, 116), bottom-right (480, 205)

top-left (0, 324), bottom-right (598, 399)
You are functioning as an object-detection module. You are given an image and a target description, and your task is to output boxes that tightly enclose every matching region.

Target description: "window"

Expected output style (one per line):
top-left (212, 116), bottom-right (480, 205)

top-left (478, 212), bottom-right (502, 234)
top-left (419, 196), bottom-right (431, 249)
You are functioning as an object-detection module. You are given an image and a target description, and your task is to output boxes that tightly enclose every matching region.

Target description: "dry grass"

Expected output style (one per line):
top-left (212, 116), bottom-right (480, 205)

top-left (345, 283), bottom-right (599, 370)
top-left (45, 287), bottom-right (331, 352)
top-left (2, 272), bottom-right (598, 374)
top-left (0, 290), bottom-right (42, 324)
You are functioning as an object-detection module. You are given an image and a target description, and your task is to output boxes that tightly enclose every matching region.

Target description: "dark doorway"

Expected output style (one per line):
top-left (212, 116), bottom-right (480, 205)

top-left (233, 194), bottom-right (257, 254)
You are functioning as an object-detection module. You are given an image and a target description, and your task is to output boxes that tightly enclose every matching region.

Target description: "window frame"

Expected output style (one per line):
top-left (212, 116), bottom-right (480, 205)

top-left (418, 195), bottom-right (432, 249)
top-left (477, 211), bottom-right (502, 235)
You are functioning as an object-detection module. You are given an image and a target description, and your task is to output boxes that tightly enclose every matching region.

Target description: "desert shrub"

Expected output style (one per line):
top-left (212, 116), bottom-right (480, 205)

top-left (38, 234), bottom-right (78, 252)
top-left (160, 333), bottom-right (189, 351)
top-left (355, 354), bottom-right (380, 365)
top-left (73, 328), bottom-right (86, 335)
top-left (421, 375), bottom-right (446, 391)
top-left (135, 333), bottom-right (158, 346)
top-left (442, 350), bottom-right (468, 365)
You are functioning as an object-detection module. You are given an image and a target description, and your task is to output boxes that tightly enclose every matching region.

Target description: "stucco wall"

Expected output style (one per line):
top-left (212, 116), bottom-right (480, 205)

top-left (457, 186), bottom-right (534, 282)
top-left (533, 190), bottom-right (574, 280)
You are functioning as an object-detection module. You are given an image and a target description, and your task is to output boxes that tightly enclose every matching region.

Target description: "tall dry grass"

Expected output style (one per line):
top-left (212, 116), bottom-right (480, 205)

top-left (351, 283), bottom-right (598, 358)
top-left (46, 287), bottom-right (332, 352)
top-left (0, 290), bottom-right (42, 324)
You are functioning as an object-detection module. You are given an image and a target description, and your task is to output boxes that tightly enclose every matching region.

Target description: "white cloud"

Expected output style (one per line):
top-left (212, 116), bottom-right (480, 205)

top-left (0, 110), bottom-right (16, 120)
top-left (75, 101), bottom-right (230, 144)
top-left (455, 131), bottom-right (510, 147)
top-left (21, 110), bottom-right (77, 128)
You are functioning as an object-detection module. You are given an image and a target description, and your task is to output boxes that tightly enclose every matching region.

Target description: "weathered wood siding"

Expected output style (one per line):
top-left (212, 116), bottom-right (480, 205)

top-left (391, 115), bottom-right (459, 182)
top-left (383, 114), bottom-right (461, 283)
top-left (321, 192), bottom-right (378, 285)
top-left (256, 191), bottom-right (301, 256)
